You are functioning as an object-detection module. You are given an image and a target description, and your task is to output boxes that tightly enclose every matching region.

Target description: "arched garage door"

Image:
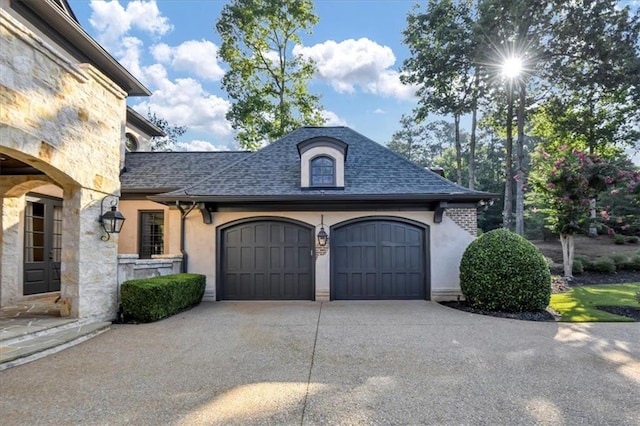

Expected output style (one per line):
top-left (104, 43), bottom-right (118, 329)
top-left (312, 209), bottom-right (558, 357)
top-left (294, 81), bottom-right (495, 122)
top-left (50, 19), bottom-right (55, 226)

top-left (331, 218), bottom-right (429, 300)
top-left (218, 218), bottom-right (314, 300)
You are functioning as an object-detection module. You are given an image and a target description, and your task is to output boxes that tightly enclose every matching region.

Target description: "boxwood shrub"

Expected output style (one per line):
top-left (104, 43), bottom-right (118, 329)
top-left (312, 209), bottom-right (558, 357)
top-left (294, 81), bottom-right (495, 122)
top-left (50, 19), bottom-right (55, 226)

top-left (121, 273), bottom-right (206, 323)
top-left (591, 257), bottom-right (616, 273)
top-left (459, 229), bottom-right (551, 312)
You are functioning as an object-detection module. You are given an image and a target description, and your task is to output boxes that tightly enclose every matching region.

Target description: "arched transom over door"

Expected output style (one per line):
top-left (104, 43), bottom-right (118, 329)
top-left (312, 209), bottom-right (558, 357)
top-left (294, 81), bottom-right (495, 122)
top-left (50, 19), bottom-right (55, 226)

top-left (331, 218), bottom-right (429, 300)
top-left (219, 219), bottom-right (314, 300)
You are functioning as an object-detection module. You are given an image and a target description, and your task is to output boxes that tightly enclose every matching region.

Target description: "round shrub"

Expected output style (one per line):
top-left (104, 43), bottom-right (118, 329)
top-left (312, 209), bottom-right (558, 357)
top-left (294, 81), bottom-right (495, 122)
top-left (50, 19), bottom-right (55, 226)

top-left (591, 257), bottom-right (616, 273)
top-left (613, 234), bottom-right (625, 245)
top-left (572, 258), bottom-right (584, 275)
top-left (609, 253), bottom-right (629, 267)
top-left (574, 254), bottom-right (593, 270)
top-left (459, 229), bottom-right (551, 312)
top-left (627, 236), bottom-right (639, 244)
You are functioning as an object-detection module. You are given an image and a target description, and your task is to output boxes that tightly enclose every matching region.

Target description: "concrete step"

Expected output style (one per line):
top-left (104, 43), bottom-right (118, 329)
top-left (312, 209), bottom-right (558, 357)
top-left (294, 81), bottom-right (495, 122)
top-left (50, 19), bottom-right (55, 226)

top-left (0, 321), bottom-right (111, 370)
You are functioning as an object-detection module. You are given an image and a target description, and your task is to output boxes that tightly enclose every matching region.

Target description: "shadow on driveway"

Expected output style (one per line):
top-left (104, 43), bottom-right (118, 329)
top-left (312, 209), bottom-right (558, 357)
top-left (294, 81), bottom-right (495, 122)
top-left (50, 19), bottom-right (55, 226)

top-left (1, 301), bottom-right (638, 425)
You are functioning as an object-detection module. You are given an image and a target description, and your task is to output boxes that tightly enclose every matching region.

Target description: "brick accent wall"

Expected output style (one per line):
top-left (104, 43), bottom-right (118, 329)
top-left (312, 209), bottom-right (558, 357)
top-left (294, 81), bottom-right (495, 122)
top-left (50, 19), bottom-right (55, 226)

top-left (446, 208), bottom-right (478, 236)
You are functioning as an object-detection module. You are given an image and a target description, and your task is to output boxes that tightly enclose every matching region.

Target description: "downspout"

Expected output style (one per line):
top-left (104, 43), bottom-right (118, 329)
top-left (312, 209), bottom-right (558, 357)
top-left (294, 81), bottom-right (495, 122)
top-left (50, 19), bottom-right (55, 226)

top-left (176, 201), bottom-right (196, 273)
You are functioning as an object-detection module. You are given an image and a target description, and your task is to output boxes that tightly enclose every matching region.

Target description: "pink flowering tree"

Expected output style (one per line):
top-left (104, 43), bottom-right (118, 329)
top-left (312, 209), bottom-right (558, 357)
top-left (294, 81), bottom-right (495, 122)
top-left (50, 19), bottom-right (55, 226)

top-left (528, 146), bottom-right (638, 278)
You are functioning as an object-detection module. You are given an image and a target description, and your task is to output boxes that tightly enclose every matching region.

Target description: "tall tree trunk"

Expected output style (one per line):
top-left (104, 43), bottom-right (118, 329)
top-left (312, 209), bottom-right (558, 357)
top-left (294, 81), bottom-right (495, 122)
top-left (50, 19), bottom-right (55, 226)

top-left (503, 84), bottom-right (514, 230)
top-left (559, 233), bottom-right (575, 279)
top-left (454, 113), bottom-right (463, 185)
top-left (468, 73), bottom-right (479, 190)
top-left (515, 82), bottom-right (526, 235)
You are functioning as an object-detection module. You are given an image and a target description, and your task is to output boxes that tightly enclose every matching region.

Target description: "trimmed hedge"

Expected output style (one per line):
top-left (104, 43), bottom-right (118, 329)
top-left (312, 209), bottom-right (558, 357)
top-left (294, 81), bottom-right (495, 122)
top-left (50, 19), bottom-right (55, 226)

top-left (121, 273), bottom-right (206, 323)
top-left (591, 257), bottom-right (616, 273)
top-left (460, 229), bottom-right (551, 312)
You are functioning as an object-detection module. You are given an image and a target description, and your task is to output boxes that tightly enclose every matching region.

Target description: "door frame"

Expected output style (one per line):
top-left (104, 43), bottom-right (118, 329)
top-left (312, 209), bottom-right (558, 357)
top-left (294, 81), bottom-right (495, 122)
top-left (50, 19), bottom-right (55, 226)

top-left (23, 193), bottom-right (63, 295)
top-left (216, 216), bottom-right (316, 301)
top-left (330, 216), bottom-right (430, 300)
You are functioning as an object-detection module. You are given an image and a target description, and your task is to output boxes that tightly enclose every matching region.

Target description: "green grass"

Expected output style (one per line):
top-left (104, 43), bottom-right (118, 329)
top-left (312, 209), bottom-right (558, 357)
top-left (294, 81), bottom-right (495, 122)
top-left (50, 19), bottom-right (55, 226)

top-left (549, 283), bottom-right (640, 322)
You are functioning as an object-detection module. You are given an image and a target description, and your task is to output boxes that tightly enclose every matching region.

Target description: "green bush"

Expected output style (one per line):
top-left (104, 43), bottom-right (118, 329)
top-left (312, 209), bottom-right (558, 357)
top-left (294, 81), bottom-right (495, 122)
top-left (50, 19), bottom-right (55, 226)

top-left (574, 254), bottom-right (593, 270)
top-left (610, 253), bottom-right (629, 267)
top-left (591, 257), bottom-right (616, 273)
top-left (459, 229), bottom-right (551, 312)
top-left (572, 258), bottom-right (584, 275)
top-left (626, 255), bottom-right (640, 271)
top-left (613, 234), bottom-right (625, 245)
top-left (121, 273), bottom-right (206, 323)
top-left (636, 291), bottom-right (640, 304)
top-left (627, 236), bottom-right (639, 244)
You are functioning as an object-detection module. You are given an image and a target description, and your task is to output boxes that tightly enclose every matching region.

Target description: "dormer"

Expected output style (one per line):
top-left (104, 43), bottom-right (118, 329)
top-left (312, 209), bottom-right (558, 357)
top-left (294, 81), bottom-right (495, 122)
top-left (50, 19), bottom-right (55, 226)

top-left (297, 137), bottom-right (348, 189)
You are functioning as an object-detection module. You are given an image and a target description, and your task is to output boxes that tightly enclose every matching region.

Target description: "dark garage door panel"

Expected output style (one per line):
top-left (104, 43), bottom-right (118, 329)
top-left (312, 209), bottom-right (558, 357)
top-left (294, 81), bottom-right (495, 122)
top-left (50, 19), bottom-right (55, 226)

top-left (221, 221), bottom-right (313, 300)
top-left (332, 220), bottom-right (427, 300)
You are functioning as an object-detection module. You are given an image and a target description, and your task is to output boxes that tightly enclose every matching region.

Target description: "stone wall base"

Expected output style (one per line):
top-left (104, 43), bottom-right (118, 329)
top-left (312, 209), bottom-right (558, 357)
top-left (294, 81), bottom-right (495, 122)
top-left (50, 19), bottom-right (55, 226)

top-left (117, 254), bottom-right (183, 285)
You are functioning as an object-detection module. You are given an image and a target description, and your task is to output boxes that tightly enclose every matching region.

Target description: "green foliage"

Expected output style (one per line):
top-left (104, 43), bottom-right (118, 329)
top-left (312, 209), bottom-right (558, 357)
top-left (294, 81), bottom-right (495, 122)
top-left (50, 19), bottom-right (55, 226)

top-left (572, 258), bottom-right (584, 275)
top-left (591, 257), bottom-right (616, 273)
top-left (610, 253), bottom-right (629, 267)
top-left (147, 111), bottom-right (188, 152)
top-left (459, 229), bottom-right (551, 312)
top-left (528, 147), bottom-right (627, 235)
top-left (121, 274), bottom-right (205, 323)
top-left (636, 290), bottom-right (640, 304)
top-left (613, 234), bottom-right (626, 245)
top-left (627, 256), bottom-right (640, 271)
top-left (216, 0), bottom-right (324, 150)
top-left (627, 236), bottom-right (639, 244)
top-left (574, 254), bottom-right (593, 271)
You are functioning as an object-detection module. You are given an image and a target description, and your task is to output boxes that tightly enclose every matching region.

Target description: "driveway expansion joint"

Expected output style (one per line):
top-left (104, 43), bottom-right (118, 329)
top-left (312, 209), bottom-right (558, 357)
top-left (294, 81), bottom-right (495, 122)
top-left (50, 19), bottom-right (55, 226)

top-left (300, 301), bottom-right (323, 425)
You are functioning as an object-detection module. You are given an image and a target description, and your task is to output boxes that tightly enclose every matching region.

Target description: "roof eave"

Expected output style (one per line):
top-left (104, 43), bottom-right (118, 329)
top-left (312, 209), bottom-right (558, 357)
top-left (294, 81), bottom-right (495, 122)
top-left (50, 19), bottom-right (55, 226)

top-left (126, 107), bottom-right (166, 137)
top-left (21, 0), bottom-right (151, 96)
top-left (148, 192), bottom-right (498, 204)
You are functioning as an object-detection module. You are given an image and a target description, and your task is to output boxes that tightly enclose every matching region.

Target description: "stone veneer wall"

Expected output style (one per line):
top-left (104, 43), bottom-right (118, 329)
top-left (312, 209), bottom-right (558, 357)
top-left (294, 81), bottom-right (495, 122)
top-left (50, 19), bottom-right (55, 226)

top-left (117, 254), bottom-right (183, 285)
top-left (446, 208), bottom-right (478, 236)
top-left (0, 9), bottom-right (127, 319)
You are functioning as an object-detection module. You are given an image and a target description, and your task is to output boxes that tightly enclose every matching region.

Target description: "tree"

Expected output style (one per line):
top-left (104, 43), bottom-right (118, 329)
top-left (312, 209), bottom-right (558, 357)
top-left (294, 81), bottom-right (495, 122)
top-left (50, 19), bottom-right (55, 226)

top-left (401, 0), bottom-right (483, 186)
top-left (387, 116), bottom-right (458, 168)
top-left (147, 111), bottom-right (188, 152)
top-left (216, 0), bottom-right (325, 150)
top-left (528, 146), bottom-right (638, 278)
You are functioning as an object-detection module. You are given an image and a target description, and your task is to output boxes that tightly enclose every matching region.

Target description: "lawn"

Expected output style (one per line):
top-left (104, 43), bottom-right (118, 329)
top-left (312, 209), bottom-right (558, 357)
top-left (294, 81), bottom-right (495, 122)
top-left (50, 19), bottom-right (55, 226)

top-left (549, 283), bottom-right (640, 322)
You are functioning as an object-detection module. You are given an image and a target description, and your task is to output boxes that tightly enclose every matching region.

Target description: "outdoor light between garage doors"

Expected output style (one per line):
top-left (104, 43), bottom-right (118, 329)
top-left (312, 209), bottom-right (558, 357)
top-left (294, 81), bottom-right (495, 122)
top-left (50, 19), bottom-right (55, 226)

top-left (99, 195), bottom-right (125, 241)
top-left (317, 215), bottom-right (329, 247)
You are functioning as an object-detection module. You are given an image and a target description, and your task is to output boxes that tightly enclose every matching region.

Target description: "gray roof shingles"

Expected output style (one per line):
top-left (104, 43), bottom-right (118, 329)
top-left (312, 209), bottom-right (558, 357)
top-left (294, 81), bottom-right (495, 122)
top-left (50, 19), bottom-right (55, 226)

top-left (120, 151), bottom-right (251, 192)
top-left (145, 127), bottom-right (492, 201)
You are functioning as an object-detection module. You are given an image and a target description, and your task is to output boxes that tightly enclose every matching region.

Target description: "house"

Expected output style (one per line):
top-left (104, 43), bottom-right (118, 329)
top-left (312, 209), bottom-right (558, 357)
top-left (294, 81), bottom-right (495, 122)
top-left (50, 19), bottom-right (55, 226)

top-left (118, 127), bottom-right (492, 302)
top-left (1, 0), bottom-right (491, 322)
top-left (0, 0), bottom-right (153, 319)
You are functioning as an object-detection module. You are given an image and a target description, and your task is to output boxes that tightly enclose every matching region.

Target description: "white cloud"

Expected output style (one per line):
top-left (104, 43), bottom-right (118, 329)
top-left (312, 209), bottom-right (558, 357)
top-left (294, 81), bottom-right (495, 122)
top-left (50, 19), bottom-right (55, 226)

top-left (133, 64), bottom-right (232, 137)
top-left (373, 108), bottom-right (386, 114)
top-left (321, 110), bottom-right (348, 126)
top-left (175, 140), bottom-right (231, 152)
top-left (89, 0), bottom-right (172, 48)
top-left (151, 40), bottom-right (225, 81)
top-left (294, 38), bottom-right (417, 101)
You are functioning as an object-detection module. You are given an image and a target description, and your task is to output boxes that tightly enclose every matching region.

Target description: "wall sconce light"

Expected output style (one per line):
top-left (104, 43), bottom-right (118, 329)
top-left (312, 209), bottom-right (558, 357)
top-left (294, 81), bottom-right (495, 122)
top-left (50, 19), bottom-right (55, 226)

top-left (98, 195), bottom-right (125, 241)
top-left (317, 214), bottom-right (329, 247)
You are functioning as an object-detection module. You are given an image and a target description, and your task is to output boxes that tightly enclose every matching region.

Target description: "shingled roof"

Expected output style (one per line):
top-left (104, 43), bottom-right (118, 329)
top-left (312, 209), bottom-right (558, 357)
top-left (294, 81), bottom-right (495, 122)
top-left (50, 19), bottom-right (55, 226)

top-left (148, 127), bottom-right (493, 203)
top-left (120, 151), bottom-right (250, 194)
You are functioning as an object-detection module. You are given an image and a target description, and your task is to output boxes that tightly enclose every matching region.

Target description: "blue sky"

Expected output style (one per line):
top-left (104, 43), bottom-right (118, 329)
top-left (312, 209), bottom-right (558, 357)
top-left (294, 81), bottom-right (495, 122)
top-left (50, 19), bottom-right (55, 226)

top-left (67, 0), bottom-right (422, 151)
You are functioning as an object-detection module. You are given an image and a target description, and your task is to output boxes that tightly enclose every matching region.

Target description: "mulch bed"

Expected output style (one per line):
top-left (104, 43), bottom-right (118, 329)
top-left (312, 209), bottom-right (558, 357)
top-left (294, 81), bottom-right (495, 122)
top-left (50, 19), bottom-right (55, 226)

top-left (440, 271), bottom-right (640, 322)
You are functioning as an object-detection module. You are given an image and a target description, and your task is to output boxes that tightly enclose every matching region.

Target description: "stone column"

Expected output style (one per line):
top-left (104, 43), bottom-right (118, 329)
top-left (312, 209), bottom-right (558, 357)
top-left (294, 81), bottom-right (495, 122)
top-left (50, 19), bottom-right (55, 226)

top-left (0, 195), bottom-right (24, 306)
top-left (61, 186), bottom-right (119, 320)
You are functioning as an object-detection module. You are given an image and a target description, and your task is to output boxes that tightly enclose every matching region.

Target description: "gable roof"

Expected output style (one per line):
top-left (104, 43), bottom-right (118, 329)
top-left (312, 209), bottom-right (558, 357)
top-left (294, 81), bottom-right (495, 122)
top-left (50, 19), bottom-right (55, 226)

top-left (120, 151), bottom-right (251, 195)
top-left (149, 127), bottom-right (493, 203)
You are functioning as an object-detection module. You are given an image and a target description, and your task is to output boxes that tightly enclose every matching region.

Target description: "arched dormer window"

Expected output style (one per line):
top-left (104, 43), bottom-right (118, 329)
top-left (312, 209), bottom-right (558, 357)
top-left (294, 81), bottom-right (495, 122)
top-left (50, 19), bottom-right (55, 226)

top-left (310, 156), bottom-right (335, 187)
top-left (125, 133), bottom-right (139, 152)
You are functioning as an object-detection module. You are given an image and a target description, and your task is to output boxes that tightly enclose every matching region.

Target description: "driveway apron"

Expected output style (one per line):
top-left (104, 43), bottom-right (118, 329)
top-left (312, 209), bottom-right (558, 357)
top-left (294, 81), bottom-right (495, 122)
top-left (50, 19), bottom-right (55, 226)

top-left (1, 301), bottom-right (638, 425)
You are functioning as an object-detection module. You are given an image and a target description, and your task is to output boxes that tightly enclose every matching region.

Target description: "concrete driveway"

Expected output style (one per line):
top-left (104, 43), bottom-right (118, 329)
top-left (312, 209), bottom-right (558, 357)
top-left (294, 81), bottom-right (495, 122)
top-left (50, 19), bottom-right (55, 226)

top-left (1, 301), bottom-right (638, 425)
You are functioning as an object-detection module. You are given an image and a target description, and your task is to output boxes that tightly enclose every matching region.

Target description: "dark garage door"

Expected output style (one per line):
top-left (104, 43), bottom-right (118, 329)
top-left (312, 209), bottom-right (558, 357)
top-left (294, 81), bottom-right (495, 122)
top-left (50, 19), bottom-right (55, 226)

top-left (219, 219), bottom-right (314, 300)
top-left (332, 219), bottom-right (428, 300)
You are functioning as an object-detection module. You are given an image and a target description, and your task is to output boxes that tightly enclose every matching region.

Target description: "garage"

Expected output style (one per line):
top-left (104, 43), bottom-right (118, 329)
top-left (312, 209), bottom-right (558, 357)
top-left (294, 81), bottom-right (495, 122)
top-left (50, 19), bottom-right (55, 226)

top-left (331, 218), bottom-right (428, 300)
top-left (218, 218), bottom-right (314, 300)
